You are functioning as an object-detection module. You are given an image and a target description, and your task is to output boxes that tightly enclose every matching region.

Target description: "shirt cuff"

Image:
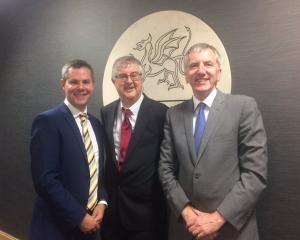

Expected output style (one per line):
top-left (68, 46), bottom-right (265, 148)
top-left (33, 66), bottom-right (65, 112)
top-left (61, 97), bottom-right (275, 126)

top-left (98, 200), bottom-right (108, 206)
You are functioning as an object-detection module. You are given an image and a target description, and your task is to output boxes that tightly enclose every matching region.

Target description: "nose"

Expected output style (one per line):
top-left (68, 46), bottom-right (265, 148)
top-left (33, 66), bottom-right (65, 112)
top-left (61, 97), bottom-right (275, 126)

top-left (124, 75), bottom-right (134, 83)
top-left (198, 63), bottom-right (207, 73)
top-left (196, 63), bottom-right (206, 75)
top-left (78, 82), bottom-right (85, 89)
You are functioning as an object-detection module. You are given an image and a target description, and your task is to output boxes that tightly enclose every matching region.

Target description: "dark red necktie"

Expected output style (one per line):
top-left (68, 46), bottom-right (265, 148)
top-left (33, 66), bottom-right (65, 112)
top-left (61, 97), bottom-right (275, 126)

top-left (119, 108), bottom-right (132, 170)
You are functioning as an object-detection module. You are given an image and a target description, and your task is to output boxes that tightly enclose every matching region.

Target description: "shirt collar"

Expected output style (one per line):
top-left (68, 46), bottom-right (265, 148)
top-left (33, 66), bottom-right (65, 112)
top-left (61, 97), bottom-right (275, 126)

top-left (64, 98), bottom-right (88, 118)
top-left (193, 88), bottom-right (217, 111)
top-left (120, 94), bottom-right (144, 116)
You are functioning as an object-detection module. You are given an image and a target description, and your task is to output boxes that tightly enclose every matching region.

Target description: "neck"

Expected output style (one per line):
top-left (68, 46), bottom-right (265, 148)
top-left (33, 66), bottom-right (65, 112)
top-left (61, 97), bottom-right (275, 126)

top-left (194, 93), bottom-right (208, 101)
top-left (121, 94), bottom-right (142, 108)
top-left (194, 88), bottom-right (215, 101)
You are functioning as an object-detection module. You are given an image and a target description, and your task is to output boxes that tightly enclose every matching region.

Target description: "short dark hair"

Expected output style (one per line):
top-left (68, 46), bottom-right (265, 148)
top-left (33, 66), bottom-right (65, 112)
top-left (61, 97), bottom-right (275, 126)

top-left (61, 59), bottom-right (94, 80)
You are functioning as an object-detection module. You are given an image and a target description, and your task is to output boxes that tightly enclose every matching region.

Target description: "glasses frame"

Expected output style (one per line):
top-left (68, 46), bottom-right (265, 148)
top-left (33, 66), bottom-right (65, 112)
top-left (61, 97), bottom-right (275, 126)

top-left (114, 72), bottom-right (143, 82)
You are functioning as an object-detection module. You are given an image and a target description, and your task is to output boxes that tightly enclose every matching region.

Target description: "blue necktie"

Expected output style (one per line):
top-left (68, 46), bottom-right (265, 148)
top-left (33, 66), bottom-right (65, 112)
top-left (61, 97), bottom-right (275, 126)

top-left (194, 103), bottom-right (206, 154)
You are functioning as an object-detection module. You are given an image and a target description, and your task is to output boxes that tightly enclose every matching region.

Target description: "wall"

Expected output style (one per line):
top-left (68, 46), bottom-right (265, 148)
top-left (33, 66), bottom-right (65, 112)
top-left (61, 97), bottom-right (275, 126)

top-left (0, 0), bottom-right (299, 239)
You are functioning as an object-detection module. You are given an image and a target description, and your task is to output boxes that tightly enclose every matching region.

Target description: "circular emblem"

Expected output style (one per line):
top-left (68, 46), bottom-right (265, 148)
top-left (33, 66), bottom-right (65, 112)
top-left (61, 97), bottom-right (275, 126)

top-left (103, 10), bottom-right (231, 106)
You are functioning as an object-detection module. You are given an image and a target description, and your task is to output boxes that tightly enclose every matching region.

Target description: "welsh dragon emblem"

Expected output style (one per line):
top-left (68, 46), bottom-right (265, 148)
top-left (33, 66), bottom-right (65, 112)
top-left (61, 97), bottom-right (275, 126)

top-left (133, 26), bottom-right (191, 90)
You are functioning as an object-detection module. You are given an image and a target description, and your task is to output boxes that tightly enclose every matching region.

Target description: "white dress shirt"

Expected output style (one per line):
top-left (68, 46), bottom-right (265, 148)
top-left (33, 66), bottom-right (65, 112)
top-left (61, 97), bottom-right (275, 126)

top-left (64, 99), bottom-right (99, 170)
top-left (64, 99), bottom-right (107, 206)
top-left (113, 94), bottom-right (144, 161)
top-left (192, 88), bottom-right (217, 134)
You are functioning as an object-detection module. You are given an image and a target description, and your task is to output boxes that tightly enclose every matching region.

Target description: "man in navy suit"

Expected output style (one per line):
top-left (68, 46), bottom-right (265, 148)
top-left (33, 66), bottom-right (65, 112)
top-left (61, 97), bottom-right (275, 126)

top-left (100, 56), bottom-right (168, 240)
top-left (30, 59), bottom-right (107, 240)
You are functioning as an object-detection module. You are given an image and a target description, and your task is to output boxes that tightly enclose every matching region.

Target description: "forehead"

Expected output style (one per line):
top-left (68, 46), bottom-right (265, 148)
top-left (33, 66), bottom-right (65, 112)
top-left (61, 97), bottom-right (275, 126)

top-left (68, 67), bottom-right (92, 77)
top-left (116, 63), bottom-right (140, 73)
top-left (188, 48), bottom-right (217, 63)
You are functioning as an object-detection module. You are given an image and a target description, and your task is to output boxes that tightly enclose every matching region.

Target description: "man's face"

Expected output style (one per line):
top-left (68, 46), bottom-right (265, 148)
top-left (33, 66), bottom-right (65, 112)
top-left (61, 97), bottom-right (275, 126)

top-left (185, 48), bottom-right (221, 100)
top-left (60, 67), bottom-right (95, 111)
top-left (112, 64), bottom-right (144, 107)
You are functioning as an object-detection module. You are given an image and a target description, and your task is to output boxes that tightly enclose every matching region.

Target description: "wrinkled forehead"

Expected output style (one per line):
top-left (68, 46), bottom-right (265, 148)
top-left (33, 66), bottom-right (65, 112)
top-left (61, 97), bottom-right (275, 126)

top-left (190, 47), bottom-right (215, 57)
top-left (188, 47), bottom-right (220, 66)
top-left (116, 63), bottom-right (141, 73)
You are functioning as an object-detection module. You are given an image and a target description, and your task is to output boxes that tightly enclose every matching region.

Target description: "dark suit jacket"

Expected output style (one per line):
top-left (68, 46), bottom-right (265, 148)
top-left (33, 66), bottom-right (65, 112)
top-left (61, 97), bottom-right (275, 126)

top-left (159, 90), bottom-right (268, 240)
top-left (100, 95), bottom-right (168, 234)
top-left (30, 103), bottom-right (107, 240)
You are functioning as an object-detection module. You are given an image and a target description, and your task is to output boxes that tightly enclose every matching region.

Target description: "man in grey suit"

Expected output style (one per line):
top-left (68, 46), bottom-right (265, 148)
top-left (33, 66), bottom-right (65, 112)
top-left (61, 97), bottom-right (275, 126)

top-left (159, 43), bottom-right (268, 240)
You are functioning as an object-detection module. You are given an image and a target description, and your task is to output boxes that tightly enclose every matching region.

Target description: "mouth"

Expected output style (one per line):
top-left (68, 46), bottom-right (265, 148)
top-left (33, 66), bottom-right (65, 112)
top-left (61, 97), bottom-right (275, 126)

top-left (195, 78), bottom-right (208, 83)
top-left (124, 85), bottom-right (135, 91)
top-left (74, 92), bottom-right (88, 98)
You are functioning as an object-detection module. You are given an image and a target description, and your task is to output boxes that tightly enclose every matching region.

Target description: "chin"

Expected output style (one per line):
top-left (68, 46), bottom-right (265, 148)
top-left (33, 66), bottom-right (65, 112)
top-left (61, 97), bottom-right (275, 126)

top-left (75, 101), bottom-right (88, 107)
top-left (195, 87), bottom-right (208, 92)
top-left (125, 93), bottom-right (137, 99)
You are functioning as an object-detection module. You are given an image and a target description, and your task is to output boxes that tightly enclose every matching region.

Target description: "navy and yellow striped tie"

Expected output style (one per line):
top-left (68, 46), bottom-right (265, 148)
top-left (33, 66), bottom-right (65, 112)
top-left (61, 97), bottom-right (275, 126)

top-left (79, 113), bottom-right (98, 211)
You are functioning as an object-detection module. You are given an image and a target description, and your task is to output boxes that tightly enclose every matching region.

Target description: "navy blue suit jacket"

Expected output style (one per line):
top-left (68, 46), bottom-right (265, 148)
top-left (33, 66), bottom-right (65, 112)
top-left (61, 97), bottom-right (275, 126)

top-left (30, 103), bottom-right (107, 240)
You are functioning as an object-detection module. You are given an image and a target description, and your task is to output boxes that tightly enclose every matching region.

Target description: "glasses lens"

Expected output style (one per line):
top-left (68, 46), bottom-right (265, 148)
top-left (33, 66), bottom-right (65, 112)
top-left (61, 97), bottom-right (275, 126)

top-left (116, 72), bottom-right (141, 81)
top-left (130, 72), bottom-right (141, 80)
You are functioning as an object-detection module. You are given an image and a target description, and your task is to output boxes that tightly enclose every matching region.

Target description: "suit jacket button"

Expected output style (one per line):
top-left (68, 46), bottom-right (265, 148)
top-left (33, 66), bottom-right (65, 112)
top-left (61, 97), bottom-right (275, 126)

top-left (195, 173), bottom-right (200, 179)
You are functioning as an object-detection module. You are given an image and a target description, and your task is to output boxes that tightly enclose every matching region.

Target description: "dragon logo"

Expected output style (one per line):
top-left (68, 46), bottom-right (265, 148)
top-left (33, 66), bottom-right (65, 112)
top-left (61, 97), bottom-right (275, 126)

top-left (102, 10), bottom-right (231, 106)
top-left (133, 27), bottom-right (191, 91)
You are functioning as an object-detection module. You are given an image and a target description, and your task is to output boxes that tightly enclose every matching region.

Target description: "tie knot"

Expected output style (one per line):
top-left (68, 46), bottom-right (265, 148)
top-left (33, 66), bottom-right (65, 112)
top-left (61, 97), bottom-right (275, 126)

top-left (122, 108), bottom-right (132, 118)
top-left (198, 102), bottom-right (206, 110)
top-left (79, 113), bottom-right (87, 122)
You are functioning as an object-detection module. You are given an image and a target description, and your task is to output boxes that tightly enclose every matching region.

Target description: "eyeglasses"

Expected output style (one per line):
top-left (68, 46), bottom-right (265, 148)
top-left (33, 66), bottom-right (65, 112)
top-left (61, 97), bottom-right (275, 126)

top-left (115, 72), bottom-right (142, 81)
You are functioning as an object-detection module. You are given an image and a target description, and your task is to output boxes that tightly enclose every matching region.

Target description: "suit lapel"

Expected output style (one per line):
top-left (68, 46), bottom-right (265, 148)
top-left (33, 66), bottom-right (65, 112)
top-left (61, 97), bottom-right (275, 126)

top-left (196, 91), bottom-right (226, 163)
top-left (60, 103), bottom-right (88, 162)
top-left (106, 101), bottom-right (119, 166)
top-left (183, 99), bottom-right (197, 165)
top-left (89, 115), bottom-right (102, 157)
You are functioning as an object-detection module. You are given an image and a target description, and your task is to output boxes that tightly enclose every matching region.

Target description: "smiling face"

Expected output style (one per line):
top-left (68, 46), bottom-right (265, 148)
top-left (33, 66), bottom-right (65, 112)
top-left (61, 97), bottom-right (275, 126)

top-left (60, 67), bottom-right (95, 111)
top-left (112, 63), bottom-right (144, 108)
top-left (185, 48), bottom-right (221, 101)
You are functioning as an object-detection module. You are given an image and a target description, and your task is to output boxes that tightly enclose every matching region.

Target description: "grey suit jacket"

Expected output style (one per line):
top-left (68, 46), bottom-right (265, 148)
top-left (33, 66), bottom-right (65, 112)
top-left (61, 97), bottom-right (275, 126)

top-left (159, 90), bottom-right (268, 240)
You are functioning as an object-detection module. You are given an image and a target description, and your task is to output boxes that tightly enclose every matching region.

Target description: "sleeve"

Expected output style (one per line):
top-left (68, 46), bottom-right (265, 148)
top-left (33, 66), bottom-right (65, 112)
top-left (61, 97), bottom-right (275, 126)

top-left (97, 119), bottom-right (108, 203)
top-left (217, 98), bottom-right (268, 230)
top-left (158, 110), bottom-right (190, 219)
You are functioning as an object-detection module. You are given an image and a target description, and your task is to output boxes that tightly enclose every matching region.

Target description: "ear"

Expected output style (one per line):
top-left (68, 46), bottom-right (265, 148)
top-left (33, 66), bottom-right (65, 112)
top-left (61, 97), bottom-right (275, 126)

top-left (217, 67), bottom-right (222, 81)
top-left (60, 79), bottom-right (65, 89)
top-left (185, 74), bottom-right (190, 84)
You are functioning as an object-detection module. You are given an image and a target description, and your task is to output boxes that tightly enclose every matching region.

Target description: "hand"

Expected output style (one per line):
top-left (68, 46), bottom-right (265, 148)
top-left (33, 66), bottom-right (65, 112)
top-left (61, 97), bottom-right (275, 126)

top-left (79, 213), bottom-right (100, 234)
top-left (197, 232), bottom-right (218, 240)
top-left (196, 233), bottom-right (218, 240)
top-left (188, 210), bottom-right (225, 239)
top-left (181, 204), bottom-right (199, 227)
top-left (92, 204), bottom-right (106, 225)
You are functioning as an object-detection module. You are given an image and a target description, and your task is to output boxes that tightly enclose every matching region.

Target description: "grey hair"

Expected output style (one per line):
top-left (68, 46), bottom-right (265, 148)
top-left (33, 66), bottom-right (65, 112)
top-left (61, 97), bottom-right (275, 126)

top-left (111, 55), bottom-right (144, 79)
top-left (183, 43), bottom-right (222, 70)
top-left (61, 59), bottom-right (94, 80)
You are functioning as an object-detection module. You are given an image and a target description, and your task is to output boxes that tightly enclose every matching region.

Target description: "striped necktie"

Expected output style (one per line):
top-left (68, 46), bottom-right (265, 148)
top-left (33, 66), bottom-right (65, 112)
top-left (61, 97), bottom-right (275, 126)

top-left (79, 113), bottom-right (98, 211)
